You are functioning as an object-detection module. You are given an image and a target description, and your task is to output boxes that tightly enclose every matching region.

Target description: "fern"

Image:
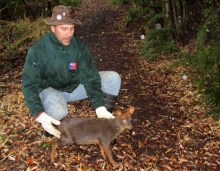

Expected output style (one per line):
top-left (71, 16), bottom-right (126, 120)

top-left (125, 5), bottom-right (148, 23)
top-left (182, 45), bottom-right (220, 118)
top-left (140, 26), bottom-right (175, 60)
top-left (147, 13), bottom-right (163, 28)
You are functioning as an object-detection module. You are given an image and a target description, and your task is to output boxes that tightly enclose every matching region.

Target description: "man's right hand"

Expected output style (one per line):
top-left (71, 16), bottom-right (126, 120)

top-left (95, 106), bottom-right (115, 119)
top-left (35, 112), bottom-right (61, 138)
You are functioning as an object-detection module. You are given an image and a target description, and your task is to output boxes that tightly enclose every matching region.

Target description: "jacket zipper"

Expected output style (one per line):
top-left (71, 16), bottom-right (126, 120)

top-left (62, 48), bottom-right (69, 85)
top-left (54, 54), bottom-right (60, 78)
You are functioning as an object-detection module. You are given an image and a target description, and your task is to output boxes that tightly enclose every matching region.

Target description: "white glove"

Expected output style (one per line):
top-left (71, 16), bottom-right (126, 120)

top-left (35, 112), bottom-right (61, 138)
top-left (95, 106), bottom-right (115, 119)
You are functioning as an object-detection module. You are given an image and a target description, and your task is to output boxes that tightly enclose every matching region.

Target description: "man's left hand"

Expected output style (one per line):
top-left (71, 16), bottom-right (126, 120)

top-left (95, 106), bottom-right (115, 119)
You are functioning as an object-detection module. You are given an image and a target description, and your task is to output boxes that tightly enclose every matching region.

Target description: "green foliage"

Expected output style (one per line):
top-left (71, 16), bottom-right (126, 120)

top-left (196, 25), bottom-right (208, 48)
top-left (110, 0), bottom-right (130, 5)
top-left (196, 20), bottom-right (220, 48)
top-left (0, 18), bottom-right (49, 69)
top-left (125, 5), bottom-right (148, 23)
top-left (146, 13), bottom-right (163, 28)
top-left (140, 26), bottom-right (176, 60)
top-left (196, 0), bottom-right (220, 47)
top-left (42, 143), bottom-right (52, 148)
top-left (123, 1), bottom-right (176, 60)
top-left (0, 134), bottom-right (6, 142)
top-left (183, 46), bottom-right (220, 118)
top-left (112, 0), bottom-right (152, 23)
top-left (179, 2), bottom-right (220, 118)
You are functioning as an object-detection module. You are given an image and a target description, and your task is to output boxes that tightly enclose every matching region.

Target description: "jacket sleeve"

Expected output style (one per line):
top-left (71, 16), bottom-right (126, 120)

top-left (77, 42), bottom-right (105, 109)
top-left (22, 48), bottom-right (44, 117)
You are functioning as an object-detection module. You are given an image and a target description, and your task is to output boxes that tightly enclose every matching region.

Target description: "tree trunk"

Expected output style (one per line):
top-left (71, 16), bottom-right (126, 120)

top-left (163, 0), bottom-right (173, 40)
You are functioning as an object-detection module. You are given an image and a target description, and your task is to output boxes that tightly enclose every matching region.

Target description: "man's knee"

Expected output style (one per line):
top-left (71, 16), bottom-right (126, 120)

top-left (109, 71), bottom-right (121, 93)
top-left (111, 71), bottom-right (121, 84)
top-left (100, 71), bottom-right (121, 96)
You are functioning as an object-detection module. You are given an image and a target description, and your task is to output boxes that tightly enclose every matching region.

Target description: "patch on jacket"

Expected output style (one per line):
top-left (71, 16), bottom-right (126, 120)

top-left (69, 62), bottom-right (77, 70)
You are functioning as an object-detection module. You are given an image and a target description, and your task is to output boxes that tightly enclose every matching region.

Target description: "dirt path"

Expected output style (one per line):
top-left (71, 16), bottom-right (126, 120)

top-left (0, 1), bottom-right (220, 171)
top-left (58, 3), bottom-right (220, 170)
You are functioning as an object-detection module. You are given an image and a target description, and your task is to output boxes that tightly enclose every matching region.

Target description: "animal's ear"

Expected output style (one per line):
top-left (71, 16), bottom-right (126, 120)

top-left (115, 110), bottom-right (123, 117)
top-left (127, 106), bottom-right (135, 114)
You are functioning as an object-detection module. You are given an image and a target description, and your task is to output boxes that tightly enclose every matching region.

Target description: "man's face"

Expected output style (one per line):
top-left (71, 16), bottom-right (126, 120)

top-left (51, 24), bottom-right (75, 46)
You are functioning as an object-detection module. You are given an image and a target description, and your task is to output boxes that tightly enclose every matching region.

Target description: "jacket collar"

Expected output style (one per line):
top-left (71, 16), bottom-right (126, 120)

top-left (49, 31), bottom-right (70, 51)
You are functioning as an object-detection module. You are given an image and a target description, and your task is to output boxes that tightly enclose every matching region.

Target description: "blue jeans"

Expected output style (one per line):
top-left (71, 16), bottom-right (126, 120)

top-left (39, 71), bottom-right (121, 120)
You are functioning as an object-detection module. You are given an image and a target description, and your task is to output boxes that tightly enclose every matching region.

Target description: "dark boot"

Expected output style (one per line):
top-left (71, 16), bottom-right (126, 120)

top-left (103, 92), bottom-right (117, 113)
top-left (45, 131), bottom-right (53, 138)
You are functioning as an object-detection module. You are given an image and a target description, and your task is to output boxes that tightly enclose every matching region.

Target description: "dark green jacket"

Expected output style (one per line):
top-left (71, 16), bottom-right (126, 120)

top-left (22, 31), bottom-right (105, 117)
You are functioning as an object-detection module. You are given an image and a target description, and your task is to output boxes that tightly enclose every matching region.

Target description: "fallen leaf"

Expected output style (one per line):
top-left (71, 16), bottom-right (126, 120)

top-left (8, 155), bottom-right (15, 161)
top-left (161, 164), bottom-right (173, 170)
top-left (178, 158), bottom-right (188, 163)
top-left (28, 157), bottom-right (34, 165)
top-left (165, 148), bottom-right (173, 153)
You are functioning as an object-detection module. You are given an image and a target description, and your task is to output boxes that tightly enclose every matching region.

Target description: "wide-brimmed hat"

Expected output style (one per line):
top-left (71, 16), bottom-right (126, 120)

top-left (43, 5), bottom-right (82, 25)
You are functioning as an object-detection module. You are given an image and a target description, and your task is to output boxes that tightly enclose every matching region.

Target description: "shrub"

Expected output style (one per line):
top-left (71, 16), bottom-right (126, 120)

top-left (183, 46), bottom-right (220, 118)
top-left (0, 18), bottom-right (49, 70)
top-left (140, 26), bottom-right (176, 60)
